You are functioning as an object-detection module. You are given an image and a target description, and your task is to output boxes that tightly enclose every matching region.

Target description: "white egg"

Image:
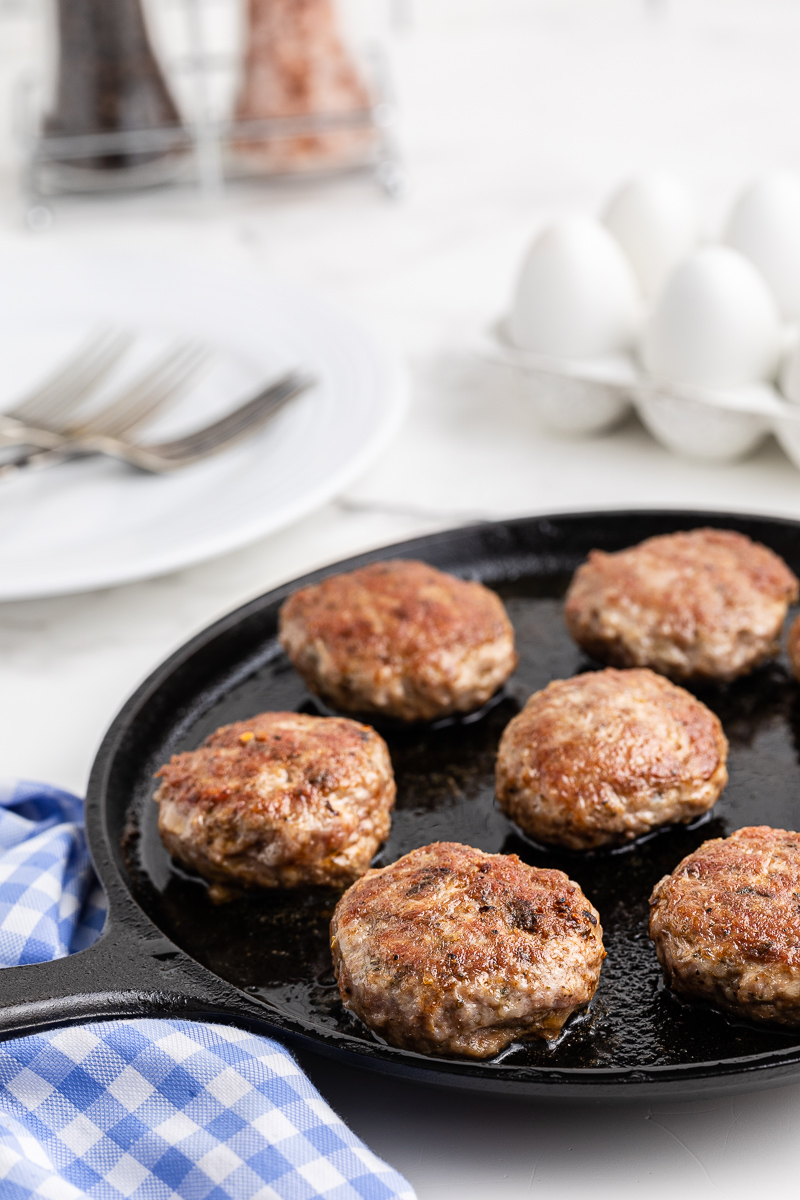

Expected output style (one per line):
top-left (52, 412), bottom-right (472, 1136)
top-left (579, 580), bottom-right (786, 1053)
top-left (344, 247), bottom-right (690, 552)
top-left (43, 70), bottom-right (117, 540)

top-left (642, 246), bottom-right (782, 387)
top-left (508, 215), bottom-right (642, 359)
top-left (726, 171), bottom-right (800, 320)
top-left (603, 172), bottom-right (699, 301)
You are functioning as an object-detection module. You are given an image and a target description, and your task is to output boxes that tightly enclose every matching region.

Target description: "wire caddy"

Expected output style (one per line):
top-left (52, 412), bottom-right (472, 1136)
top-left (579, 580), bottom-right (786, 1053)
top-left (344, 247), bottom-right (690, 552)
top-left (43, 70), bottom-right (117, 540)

top-left (14, 1), bottom-right (404, 226)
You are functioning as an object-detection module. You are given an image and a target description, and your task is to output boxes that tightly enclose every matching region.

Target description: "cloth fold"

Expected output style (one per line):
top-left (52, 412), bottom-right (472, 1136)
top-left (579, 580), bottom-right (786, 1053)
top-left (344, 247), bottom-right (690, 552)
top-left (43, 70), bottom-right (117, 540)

top-left (0, 781), bottom-right (414, 1200)
top-left (0, 780), bottom-right (106, 966)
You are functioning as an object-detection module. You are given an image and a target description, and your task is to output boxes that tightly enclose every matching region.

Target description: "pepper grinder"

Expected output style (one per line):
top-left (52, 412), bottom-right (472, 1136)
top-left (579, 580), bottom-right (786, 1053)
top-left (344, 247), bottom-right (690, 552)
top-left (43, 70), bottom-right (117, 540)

top-left (46, 0), bottom-right (184, 171)
top-left (235, 0), bottom-right (374, 171)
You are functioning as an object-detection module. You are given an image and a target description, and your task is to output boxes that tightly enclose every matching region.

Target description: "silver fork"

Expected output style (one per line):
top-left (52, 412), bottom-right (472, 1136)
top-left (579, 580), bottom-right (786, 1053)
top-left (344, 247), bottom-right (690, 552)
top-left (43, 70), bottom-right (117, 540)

top-left (63, 342), bottom-right (212, 440)
top-left (0, 371), bottom-right (313, 477)
top-left (1, 341), bottom-right (212, 460)
top-left (0, 328), bottom-right (134, 446)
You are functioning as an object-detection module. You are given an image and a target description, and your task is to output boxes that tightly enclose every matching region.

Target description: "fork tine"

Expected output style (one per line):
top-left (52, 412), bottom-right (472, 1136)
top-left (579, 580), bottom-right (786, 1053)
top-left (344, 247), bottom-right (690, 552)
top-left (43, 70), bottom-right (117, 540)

top-left (66, 342), bottom-right (212, 440)
top-left (148, 371), bottom-right (312, 465)
top-left (9, 328), bottom-right (133, 427)
top-left (99, 346), bottom-right (213, 439)
top-left (63, 341), bottom-right (193, 433)
top-left (6, 327), bottom-right (116, 421)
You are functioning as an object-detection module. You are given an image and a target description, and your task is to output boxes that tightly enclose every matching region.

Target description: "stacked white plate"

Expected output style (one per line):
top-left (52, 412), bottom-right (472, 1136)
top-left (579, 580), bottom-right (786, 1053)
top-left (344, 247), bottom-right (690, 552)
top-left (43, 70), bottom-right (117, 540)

top-left (0, 244), bottom-right (407, 600)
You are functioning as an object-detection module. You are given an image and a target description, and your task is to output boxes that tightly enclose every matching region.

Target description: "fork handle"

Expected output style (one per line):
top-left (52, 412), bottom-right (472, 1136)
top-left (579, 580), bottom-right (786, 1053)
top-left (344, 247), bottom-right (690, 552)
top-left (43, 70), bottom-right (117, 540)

top-left (0, 417), bottom-right (66, 451)
top-left (75, 373), bottom-right (312, 472)
top-left (0, 446), bottom-right (83, 480)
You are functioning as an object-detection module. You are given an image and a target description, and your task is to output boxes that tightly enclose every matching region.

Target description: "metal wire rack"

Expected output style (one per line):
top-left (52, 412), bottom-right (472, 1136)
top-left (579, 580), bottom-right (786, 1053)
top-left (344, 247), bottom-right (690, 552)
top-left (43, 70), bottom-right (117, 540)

top-left (12, 0), bottom-right (405, 226)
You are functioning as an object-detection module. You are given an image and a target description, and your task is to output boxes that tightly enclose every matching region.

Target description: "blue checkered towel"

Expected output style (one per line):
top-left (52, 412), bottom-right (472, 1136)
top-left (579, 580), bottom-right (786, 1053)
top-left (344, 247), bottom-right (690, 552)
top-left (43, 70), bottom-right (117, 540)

top-left (0, 781), bottom-right (105, 966)
top-left (0, 781), bottom-right (415, 1200)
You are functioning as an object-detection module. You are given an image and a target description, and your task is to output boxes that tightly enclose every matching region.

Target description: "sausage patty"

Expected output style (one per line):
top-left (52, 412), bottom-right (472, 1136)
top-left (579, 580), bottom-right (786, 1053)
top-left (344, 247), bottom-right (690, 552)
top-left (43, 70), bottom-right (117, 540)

top-left (564, 528), bottom-right (798, 681)
top-left (650, 826), bottom-right (800, 1026)
top-left (154, 711), bottom-right (395, 899)
top-left (787, 611), bottom-right (800, 680)
top-left (330, 841), bottom-right (604, 1058)
top-left (495, 668), bottom-right (728, 851)
top-left (279, 560), bottom-right (517, 722)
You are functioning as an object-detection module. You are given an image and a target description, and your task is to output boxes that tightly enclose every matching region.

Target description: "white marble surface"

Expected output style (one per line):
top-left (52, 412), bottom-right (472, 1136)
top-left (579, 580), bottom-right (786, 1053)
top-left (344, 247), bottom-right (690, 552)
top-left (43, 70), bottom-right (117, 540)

top-left (4, 2), bottom-right (800, 1196)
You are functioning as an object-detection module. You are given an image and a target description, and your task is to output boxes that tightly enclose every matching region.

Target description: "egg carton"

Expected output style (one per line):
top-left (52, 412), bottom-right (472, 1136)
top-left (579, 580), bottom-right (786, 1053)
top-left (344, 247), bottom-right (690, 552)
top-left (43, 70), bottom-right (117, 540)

top-left (482, 321), bottom-right (800, 470)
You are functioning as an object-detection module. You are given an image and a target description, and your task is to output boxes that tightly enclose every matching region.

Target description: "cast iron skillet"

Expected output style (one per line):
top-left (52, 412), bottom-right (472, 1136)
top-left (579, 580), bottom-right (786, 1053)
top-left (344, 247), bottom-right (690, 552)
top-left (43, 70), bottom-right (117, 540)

top-left (5, 509), bottom-right (800, 1103)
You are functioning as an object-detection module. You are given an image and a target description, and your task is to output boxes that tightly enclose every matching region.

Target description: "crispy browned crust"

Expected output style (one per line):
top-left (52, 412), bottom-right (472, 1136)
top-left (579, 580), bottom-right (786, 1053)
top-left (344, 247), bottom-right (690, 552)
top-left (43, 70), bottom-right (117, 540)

top-left (330, 841), bottom-right (605, 1058)
top-left (279, 560), bottom-right (518, 722)
top-left (495, 668), bottom-right (728, 851)
top-left (564, 528), bottom-right (798, 682)
top-left (788, 613), bottom-right (800, 681)
top-left (650, 826), bottom-right (800, 1026)
top-left (154, 711), bottom-right (395, 896)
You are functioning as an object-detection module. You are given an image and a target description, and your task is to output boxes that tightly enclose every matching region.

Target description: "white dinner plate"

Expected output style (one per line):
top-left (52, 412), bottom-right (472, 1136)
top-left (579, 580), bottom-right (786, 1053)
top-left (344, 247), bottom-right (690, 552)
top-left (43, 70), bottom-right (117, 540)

top-left (0, 244), bottom-right (407, 600)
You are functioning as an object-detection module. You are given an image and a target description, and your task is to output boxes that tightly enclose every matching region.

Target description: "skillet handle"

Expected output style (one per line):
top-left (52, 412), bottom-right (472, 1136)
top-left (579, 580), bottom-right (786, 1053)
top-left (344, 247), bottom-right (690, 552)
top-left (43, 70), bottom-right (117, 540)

top-left (0, 916), bottom-right (265, 1040)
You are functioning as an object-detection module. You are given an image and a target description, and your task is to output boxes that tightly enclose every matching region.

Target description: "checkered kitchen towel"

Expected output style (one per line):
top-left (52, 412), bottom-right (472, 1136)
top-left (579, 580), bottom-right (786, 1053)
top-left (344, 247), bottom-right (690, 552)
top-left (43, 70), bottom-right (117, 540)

top-left (0, 781), bottom-right (415, 1200)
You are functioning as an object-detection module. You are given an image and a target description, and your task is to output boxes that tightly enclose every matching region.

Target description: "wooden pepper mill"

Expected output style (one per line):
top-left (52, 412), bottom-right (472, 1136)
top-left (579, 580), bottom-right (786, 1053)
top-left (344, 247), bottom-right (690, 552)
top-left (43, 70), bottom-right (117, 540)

top-left (47, 0), bottom-right (183, 171)
top-left (235, 0), bottom-right (374, 171)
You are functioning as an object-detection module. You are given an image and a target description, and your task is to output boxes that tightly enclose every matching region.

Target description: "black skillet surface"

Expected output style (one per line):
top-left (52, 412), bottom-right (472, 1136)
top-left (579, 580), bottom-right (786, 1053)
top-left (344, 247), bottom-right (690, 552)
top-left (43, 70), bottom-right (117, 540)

top-left (4, 509), bottom-right (800, 1103)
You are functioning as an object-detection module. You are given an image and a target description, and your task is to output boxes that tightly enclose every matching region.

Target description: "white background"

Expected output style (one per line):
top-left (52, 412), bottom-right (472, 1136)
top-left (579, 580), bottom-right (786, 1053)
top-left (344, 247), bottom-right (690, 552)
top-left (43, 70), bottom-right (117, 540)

top-left (3, 2), bottom-right (800, 1196)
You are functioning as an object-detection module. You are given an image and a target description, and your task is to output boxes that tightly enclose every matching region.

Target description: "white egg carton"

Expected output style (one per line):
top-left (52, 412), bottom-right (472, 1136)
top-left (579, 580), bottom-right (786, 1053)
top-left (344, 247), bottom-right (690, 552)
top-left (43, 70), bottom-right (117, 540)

top-left (483, 321), bottom-right (800, 469)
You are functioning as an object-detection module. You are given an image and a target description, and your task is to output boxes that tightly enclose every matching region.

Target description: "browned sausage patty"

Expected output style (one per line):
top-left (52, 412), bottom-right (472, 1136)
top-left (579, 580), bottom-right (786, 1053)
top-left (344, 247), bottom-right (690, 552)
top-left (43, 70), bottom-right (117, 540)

top-left (330, 841), bottom-right (604, 1058)
top-left (154, 711), bottom-right (395, 899)
top-left (279, 560), bottom-right (517, 722)
top-left (787, 612), bottom-right (800, 680)
top-left (650, 826), bottom-right (800, 1026)
top-left (564, 528), bottom-right (798, 681)
top-left (495, 668), bottom-right (728, 851)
